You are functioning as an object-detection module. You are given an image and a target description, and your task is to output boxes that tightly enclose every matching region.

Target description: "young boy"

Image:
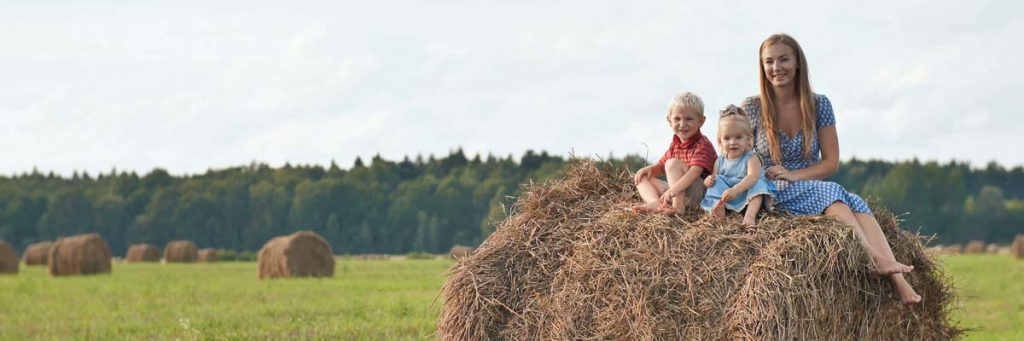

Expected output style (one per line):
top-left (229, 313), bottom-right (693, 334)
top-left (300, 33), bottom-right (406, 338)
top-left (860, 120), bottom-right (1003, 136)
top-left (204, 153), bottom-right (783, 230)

top-left (632, 91), bottom-right (717, 215)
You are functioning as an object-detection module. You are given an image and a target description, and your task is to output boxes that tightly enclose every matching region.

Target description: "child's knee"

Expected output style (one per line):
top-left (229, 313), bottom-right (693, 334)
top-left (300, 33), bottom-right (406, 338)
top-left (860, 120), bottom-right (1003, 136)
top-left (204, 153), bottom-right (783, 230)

top-left (665, 159), bottom-right (687, 172)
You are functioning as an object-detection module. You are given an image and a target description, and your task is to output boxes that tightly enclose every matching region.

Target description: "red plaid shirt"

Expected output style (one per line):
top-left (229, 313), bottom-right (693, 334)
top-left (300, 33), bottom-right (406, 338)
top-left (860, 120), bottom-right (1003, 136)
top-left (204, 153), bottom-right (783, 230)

top-left (657, 132), bottom-right (717, 177)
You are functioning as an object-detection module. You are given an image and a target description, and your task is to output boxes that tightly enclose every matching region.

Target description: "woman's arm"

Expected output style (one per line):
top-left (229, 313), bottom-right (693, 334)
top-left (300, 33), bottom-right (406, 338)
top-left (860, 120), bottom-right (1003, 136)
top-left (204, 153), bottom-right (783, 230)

top-left (769, 126), bottom-right (839, 181)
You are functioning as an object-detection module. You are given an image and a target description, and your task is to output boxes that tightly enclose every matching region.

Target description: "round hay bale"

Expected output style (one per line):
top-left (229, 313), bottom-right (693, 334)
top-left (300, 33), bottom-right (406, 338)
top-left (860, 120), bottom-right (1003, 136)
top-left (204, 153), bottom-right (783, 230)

top-left (0, 240), bottom-right (18, 275)
top-left (448, 245), bottom-right (473, 259)
top-left (438, 160), bottom-right (961, 340)
top-left (48, 233), bottom-right (112, 276)
top-left (964, 240), bottom-right (986, 254)
top-left (257, 231), bottom-right (335, 279)
top-left (164, 240), bottom-right (198, 263)
top-left (1012, 235), bottom-right (1024, 259)
top-left (946, 244), bottom-right (962, 255)
top-left (125, 243), bottom-right (161, 262)
top-left (986, 243), bottom-right (999, 254)
top-left (22, 241), bottom-right (53, 266)
top-left (198, 248), bottom-right (218, 262)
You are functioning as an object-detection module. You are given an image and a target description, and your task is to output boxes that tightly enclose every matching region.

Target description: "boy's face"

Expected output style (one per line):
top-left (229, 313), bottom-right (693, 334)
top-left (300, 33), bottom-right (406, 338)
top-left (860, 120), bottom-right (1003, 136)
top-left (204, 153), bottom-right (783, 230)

top-left (667, 106), bottom-right (705, 141)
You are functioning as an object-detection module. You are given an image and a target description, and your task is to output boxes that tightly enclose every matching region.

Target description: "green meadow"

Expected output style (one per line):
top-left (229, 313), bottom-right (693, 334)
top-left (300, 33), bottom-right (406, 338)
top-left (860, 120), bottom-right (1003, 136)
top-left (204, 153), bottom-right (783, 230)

top-left (0, 255), bottom-right (1020, 340)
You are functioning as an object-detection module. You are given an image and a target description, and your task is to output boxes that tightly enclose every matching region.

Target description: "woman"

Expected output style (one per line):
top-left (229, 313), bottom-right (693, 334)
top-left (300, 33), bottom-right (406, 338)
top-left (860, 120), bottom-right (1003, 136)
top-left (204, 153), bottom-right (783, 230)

top-left (740, 33), bottom-right (921, 304)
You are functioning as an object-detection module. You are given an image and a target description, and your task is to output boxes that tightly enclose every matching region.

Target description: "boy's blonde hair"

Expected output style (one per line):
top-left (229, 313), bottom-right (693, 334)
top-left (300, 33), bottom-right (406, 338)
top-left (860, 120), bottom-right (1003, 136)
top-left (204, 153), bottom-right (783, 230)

top-left (666, 91), bottom-right (704, 118)
top-left (718, 104), bottom-right (754, 138)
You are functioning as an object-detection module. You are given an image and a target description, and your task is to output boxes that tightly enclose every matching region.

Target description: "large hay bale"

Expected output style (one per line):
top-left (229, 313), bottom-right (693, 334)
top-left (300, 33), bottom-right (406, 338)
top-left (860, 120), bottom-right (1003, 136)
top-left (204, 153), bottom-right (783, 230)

top-left (1012, 235), bottom-right (1024, 259)
top-left (22, 241), bottom-right (53, 266)
top-left (448, 245), bottom-right (473, 259)
top-left (257, 231), bottom-right (335, 279)
top-left (964, 240), bottom-right (985, 254)
top-left (164, 240), bottom-right (198, 263)
top-left (48, 233), bottom-right (112, 276)
top-left (946, 244), bottom-right (962, 254)
top-left (198, 248), bottom-right (218, 262)
top-left (125, 243), bottom-right (161, 262)
top-left (0, 241), bottom-right (17, 274)
top-left (438, 160), bottom-right (961, 340)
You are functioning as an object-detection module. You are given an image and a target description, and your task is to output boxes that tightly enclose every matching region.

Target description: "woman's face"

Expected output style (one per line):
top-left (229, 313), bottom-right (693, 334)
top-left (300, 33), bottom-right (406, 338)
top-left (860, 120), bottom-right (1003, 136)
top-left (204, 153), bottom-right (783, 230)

top-left (761, 43), bottom-right (798, 88)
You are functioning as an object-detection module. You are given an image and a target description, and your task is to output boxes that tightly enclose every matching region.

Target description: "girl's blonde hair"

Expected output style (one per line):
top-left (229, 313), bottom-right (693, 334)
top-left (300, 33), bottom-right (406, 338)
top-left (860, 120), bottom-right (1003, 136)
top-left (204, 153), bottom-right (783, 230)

top-left (666, 91), bottom-right (704, 118)
top-left (757, 33), bottom-right (816, 165)
top-left (718, 104), bottom-right (754, 142)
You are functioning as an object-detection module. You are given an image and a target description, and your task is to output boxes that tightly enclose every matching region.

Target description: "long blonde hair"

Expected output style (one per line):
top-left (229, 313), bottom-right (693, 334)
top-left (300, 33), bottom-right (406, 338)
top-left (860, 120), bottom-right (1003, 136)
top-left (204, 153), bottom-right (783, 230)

top-left (757, 33), bottom-right (816, 164)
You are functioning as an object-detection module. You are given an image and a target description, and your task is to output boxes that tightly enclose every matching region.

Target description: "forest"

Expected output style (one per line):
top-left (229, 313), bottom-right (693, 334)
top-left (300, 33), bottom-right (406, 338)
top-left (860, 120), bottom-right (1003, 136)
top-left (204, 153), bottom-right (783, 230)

top-left (1, 149), bottom-right (1021, 255)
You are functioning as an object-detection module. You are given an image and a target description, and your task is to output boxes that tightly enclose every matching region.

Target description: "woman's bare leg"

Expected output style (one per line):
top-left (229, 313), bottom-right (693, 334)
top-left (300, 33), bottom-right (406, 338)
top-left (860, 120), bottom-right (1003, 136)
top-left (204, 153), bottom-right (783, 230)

top-left (856, 212), bottom-right (922, 304)
top-left (824, 202), bottom-right (913, 275)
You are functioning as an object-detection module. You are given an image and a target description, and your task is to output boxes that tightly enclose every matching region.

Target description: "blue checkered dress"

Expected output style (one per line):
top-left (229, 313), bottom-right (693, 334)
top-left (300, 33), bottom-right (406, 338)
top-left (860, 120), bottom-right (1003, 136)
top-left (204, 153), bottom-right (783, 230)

top-left (741, 94), bottom-right (872, 215)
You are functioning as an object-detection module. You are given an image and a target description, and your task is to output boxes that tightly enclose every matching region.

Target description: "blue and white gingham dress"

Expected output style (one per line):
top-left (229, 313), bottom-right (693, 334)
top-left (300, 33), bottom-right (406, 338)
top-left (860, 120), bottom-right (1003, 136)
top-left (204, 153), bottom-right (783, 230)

top-left (741, 94), bottom-right (872, 215)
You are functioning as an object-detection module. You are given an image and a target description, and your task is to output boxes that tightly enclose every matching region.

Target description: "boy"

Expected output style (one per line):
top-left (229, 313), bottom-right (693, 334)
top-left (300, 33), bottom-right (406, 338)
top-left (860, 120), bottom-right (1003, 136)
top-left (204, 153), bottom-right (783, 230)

top-left (632, 91), bottom-right (717, 215)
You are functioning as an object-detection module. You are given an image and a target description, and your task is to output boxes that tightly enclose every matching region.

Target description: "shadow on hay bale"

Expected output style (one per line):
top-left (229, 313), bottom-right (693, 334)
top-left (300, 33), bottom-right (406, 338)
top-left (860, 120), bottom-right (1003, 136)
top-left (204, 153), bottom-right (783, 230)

top-left (22, 241), bottom-right (52, 266)
top-left (125, 243), bottom-right (161, 262)
top-left (198, 248), bottom-right (218, 262)
top-left (0, 240), bottom-right (17, 275)
top-left (48, 233), bottom-right (112, 276)
top-left (258, 231), bottom-right (335, 279)
top-left (438, 160), bottom-right (961, 340)
top-left (164, 240), bottom-right (198, 263)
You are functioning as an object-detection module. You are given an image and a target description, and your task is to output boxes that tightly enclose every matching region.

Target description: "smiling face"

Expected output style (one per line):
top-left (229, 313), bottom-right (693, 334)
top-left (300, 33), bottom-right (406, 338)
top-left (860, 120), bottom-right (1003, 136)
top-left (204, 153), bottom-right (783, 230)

top-left (718, 120), bottom-right (752, 159)
top-left (761, 42), bottom-right (798, 89)
top-left (667, 105), bottom-right (705, 141)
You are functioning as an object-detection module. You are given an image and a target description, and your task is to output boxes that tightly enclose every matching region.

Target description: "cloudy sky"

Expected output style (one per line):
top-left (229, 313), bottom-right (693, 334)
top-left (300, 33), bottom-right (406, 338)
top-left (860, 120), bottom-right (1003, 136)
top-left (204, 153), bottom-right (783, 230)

top-left (2, 0), bottom-right (1020, 176)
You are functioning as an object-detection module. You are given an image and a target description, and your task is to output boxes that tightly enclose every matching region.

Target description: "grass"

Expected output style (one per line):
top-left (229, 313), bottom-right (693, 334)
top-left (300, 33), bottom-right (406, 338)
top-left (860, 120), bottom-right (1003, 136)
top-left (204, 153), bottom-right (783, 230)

top-left (0, 255), bottom-right (1020, 340)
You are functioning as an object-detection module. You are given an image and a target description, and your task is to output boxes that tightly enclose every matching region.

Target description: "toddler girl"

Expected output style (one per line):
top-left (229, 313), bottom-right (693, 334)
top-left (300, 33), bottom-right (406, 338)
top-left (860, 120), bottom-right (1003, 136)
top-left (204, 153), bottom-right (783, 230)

top-left (700, 105), bottom-right (774, 226)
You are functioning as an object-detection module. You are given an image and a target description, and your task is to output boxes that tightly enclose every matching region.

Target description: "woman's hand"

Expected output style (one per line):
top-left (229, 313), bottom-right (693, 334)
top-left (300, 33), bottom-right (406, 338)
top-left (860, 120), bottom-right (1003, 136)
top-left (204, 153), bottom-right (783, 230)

top-left (766, 165), bottom-right (797, 181)
top-left (703, 174), bottom-right (716, 188)
top-left (634, 166), bottom-right (652, 185)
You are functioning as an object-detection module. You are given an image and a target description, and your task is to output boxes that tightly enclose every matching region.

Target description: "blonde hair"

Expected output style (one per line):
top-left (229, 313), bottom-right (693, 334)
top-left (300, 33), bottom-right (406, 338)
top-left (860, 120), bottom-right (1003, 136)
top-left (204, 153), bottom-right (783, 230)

top-left (718, 105), bottom-right (754, 149)
top-left (666, 91), bottom-right (704, 118)
top-left (757, 33), bottom-right (816, 165)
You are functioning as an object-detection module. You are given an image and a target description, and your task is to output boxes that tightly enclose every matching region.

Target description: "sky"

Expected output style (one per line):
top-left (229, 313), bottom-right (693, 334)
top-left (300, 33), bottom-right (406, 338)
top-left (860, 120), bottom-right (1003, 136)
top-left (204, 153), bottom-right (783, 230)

top-left (2, 0), bottom-right (1021, 176)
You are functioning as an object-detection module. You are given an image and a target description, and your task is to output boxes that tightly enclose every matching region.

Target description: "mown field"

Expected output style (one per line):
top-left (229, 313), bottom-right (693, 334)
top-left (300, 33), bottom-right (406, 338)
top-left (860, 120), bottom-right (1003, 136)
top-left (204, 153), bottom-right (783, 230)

top-left (0, 255), bottom-right (1020, 340)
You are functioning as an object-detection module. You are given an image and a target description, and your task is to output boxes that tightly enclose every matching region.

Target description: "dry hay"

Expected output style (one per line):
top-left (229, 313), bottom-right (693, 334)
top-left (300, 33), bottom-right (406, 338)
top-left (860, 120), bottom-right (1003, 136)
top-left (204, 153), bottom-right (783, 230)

top-left (1012, 235), bottom-right (1024, 259)
top-left (48, 233), bottom-right (112, 276)
top-left (438, 160), bottom-right (961, 341)
top-left (963, 240), bottom-right (986, 254)
top-left (125, 243), bottom-right (161, 262)
top-left (258, 230), bottom-right (335, 279)
top-left (164, 240), bottom-right (198, 263)
top-left (449, 245), bottom-right (474, 259)
top-left (198, 248), bottom-right (218, 262)
top-left (22, 241), bottom-right (53, 266)
top-left (0, 240), bottom-right (17, 275)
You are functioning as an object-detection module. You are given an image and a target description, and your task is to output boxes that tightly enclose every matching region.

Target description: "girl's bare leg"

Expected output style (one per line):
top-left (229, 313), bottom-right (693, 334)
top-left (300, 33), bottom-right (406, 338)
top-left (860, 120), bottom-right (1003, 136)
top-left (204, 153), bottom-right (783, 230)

top-left (743, 195), bottom-right (763, 226)
top-left (825, 202), bottom-right (913, 275)
top-left (856, 212), bottom-right (922, 304)
top-left (664, 159), bottom-right (688, 215)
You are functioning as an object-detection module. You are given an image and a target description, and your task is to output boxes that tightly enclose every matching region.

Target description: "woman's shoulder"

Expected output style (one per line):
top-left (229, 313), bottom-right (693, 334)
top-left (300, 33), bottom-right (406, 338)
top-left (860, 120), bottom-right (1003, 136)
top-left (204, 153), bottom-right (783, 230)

top-left (740, 95), bottom-right (760, 110)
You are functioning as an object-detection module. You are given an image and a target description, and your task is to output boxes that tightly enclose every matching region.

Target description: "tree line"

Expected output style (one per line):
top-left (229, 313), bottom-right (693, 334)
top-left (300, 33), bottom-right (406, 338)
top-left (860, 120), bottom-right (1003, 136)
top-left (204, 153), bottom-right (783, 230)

top-left (0, 150), bottom-right (1021, 256)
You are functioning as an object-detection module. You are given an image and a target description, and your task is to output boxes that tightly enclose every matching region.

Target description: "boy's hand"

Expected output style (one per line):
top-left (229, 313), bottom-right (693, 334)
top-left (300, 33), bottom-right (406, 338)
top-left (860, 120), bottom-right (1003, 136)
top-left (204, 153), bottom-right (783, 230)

top-left (634, 166), bottom-right (652, 185)
top-left (659, 189), bottom-right (675, 206)
top-left (703, 174), bottom-right (716, 188)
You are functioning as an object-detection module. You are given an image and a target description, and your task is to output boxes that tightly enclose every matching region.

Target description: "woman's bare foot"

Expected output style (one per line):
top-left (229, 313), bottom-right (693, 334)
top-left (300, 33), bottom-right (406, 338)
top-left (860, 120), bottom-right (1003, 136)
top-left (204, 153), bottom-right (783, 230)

top-left (894, 279), bottom-right (922, 305)
top-left (711, 201), bottom-right (726, 218)
top-left (632, 202), bottom-right (663, 214)
top-left (875, 258), bottom-right (914, 276)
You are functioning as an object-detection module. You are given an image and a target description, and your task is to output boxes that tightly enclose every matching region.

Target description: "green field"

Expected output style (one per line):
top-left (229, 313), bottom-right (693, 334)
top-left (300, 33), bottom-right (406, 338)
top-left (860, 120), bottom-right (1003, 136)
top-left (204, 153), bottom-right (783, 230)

top-left (0, 255), bottom-right (1020, 340)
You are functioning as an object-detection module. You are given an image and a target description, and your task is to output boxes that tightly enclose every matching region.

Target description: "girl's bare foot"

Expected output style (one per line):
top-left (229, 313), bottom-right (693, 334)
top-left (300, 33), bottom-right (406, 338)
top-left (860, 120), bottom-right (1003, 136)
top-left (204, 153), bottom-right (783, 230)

top-left (711, 201), bottom-right (726, 218)
top-left (742, 216), bottom-right (757, 227)
top-left (632, 202), bottom-right (662, 214)
top-left (875, 258), bottom-right (914, 276)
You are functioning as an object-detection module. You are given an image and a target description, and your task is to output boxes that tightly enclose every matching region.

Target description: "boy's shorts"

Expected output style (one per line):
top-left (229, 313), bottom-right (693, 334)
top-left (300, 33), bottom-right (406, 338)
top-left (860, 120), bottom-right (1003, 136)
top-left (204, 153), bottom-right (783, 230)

top-left (682, 180), bottom-right (707, 209)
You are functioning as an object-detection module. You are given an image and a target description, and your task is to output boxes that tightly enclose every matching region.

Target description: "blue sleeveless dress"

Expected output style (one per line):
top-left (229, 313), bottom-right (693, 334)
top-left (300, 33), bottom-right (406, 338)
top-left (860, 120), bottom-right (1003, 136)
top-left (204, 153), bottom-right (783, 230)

top-left (740, 94), bottom-right (872, 215)
top-left (699, 150), bottom-right (775, 212)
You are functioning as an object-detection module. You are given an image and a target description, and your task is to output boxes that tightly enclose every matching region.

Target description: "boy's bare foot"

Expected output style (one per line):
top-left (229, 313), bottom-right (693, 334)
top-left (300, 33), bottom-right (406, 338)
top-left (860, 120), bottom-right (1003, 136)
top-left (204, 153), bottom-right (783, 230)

top-left (711, 201), bottom-right (726, 218)
top-left (632, 202), bottom-right (663, 214)
top-left (895, 283), bottom-right (922, 305)
top-left (875, 258), bottom-right (914, 276)
top-left (657, 206), bottom-right (681, 216)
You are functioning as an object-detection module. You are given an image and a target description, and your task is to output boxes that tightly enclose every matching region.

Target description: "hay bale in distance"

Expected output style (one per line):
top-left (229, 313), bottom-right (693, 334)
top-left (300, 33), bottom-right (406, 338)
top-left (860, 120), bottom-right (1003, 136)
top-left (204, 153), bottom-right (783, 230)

top-left (964, 240), bottom-right (986, 254)
top-left (48, 233), bottom-right (112, 276)
top-left (198, 248), bottom-right (218, 262)
top-left (438, 160), bottom-right (961, 340)
top-left (164, 240), bottom-right (198, 263)
top-left (1012, 235), bottom-right (1024, 259)
top-left (448, 245), bottom-right (473, 259)
top-left (125, 244), bottom-right (161, 262)
top-left (946, 244), bottom-right (962, 255)
top-left (0, 241), bottom-right (17, 275)
top-left (986, 243), bottom-right (999, 254)
top-left (258, 231), bottom-right (335, 279)
top-left (22, 241), bottom-right (53, 266)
